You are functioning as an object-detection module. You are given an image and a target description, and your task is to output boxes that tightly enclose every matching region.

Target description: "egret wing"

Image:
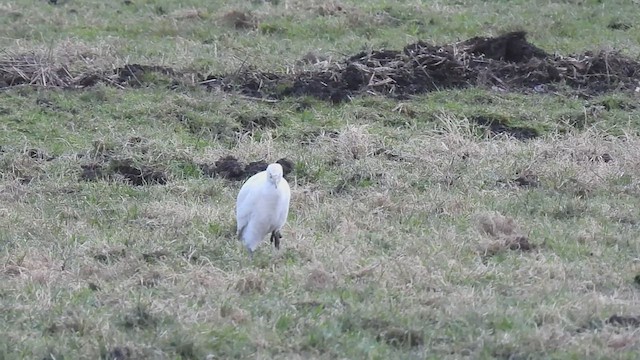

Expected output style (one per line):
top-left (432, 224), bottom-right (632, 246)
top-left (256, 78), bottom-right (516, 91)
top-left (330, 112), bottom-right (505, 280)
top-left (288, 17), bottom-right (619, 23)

top-left (235, 172), bottom-right (265, 236)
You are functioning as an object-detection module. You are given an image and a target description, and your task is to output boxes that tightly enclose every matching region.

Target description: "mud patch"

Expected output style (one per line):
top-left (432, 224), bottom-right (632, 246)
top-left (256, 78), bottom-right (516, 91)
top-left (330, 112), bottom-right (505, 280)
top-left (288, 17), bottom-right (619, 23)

top-left (200, 155), bottom-right (294, 181)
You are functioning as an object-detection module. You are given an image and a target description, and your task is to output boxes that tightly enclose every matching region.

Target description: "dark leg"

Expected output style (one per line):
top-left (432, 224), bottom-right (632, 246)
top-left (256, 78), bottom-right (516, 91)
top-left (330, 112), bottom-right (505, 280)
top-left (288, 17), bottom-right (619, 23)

top-left (270, 230), bottom-right (282, 250)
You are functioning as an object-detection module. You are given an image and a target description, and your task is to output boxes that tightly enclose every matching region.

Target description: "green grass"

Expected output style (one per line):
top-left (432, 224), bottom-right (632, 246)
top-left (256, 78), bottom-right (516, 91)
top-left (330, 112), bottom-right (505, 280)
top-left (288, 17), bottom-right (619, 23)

top-left (2, 0), bottom-right (640, 359)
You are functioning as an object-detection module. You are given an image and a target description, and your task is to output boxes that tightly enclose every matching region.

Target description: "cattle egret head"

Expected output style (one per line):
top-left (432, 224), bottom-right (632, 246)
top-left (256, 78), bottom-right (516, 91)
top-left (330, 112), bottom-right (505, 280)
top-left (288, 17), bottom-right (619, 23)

top-left (266, 163), bottom-right (284, 188)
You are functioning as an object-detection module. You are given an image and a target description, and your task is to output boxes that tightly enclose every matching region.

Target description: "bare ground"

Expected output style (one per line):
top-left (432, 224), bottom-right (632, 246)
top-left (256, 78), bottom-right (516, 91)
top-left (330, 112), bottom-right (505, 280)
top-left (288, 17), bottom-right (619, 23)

top-left (2, 32), bottom-right (639, 102)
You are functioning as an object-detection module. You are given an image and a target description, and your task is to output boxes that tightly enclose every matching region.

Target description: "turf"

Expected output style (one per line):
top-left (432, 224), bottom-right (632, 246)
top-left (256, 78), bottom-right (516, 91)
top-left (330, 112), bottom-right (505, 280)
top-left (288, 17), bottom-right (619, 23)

top-left (2, 0), bottom-right (640, 359)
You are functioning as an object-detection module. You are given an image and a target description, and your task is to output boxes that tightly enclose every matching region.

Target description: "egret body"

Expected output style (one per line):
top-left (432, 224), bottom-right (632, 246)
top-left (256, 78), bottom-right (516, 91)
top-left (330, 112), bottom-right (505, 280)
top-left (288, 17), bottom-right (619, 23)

top-left (236, 163), bottom-right (291, 257)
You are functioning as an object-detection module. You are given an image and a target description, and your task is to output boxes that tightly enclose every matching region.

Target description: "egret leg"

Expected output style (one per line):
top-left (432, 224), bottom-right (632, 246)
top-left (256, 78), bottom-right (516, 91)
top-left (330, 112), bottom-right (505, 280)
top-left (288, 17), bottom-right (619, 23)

top-left (247, 247), bottom-right (254, 261)
top-left (270, 230), bottom-right (282, 250)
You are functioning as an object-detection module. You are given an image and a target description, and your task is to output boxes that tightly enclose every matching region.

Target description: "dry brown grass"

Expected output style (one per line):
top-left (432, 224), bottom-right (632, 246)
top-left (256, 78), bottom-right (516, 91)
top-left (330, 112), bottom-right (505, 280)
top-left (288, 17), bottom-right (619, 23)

top-left (3, 0), bottom-right (640, 357)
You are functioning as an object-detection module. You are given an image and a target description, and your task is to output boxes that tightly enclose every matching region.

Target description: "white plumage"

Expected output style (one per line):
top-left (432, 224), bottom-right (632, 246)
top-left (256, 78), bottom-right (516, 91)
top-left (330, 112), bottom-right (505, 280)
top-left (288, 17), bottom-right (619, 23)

top-left (236, 163), bottom-right (291, 257)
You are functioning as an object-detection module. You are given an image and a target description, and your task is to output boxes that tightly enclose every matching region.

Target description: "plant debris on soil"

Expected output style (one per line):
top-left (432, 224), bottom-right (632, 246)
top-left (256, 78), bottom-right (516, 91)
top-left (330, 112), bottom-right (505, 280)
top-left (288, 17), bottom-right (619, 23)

top-left (3, 32), bottom-right (640, 101)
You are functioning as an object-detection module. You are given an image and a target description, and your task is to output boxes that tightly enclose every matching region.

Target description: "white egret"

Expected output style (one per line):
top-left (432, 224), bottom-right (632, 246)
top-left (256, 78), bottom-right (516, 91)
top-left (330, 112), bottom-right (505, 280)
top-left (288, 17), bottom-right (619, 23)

top-left (236, 163), bottom-right (291, 258)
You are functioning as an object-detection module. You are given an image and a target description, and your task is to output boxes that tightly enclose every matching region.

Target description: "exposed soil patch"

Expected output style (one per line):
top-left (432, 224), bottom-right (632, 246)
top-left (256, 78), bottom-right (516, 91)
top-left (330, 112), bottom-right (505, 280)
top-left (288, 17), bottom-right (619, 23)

top-left (114, 64), bottom-right (175, 87)
top-left (79, 140), bottom-right (168, 186)
top-left (589, 153), bottom-right (613, 163)
top-left (476, 212), bottom-right (538, 259)
top-left (221, 10), bottom-right (257, 30)
top-left (238, 114), bottom-right (281, 131)
top-left (608, 21), bottom-right (632, 31)
top-left (606, 315), bottom-right (640, 328)
top-left (341, 316), bottom-right (424, 348)
top-left (496, 170), bottom-right (540, 188)
top-left (201, 31), bottom-right (640, 101)
top-left (2, 31), bottom-right (640, 102)
top-left (512, 170), bottom-right (540, 187)
top-left (234, 273), bottom-right (265, 295)
top-left (471, 115), bottom-right (539, 140)
top-left (142, 250), bottom-right (170, 263)
top-left (104, 346), bottom-right (132, 360)
top-left (200, 155), bottom-right (294, 181)
top-left (376, 328), bottom-right (424, 348)
top-left (121, 305), bottom-right (157, 329)
top-left (81, 159), bottom-right (167, 186)
top-left (332, 172), bottom-right (384, 194)
top-left (93, 248), bottom-right (126, 264)
top-left (25, 148), bottom-right (55, 161)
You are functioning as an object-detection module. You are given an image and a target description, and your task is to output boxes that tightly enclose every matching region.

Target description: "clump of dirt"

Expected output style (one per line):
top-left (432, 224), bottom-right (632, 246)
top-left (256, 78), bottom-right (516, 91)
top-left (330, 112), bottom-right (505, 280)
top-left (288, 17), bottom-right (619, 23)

top-left (608, 21), bottom-right (632, 31)
top-left (589, 153), bottom-right (613, 163)
top-left (79, 140), bottom-right (168, 186)
top-left (512, 170), bottom-right (540, 187)
top-left (114, 64), bottom-right (176, 87)
top-left (103, 346), bottom-right (132, 360)
top-left (24, 148), bottom-right (55, 161)
top-left (93, 248), bottom-right (126, 264)
top-left (234, 273), bottom-right (265, 295)
top-left (476, 211), bottom-right (538, 259)
top-left (81, 159), bottom-right (167, 186)
top-left (141, 250), bottom-right (170, 263)
top-left (237, 113), bottom-right (281, 131)
top-left (304, 268), bottom-right (335, 291)
top-left (220, 10), bottom-right (257, 30)
top-left (121, 305), bottom-right (157, 329)
top-left (496, 169), bottom-right (540, 188)
top-left (140, 271), bottom-right (162, 288)
top-left (471, 115), bottom-right (539, 140)
top-left (200, 155), bottom-right (294, 181)
top-left (462, 31), bottom-right (548, 62)
top-left (377, 328), bottom-right (424, 348)
top-left (606, 315), bottom-right (640, 328)
top-left (332, 172), bottom-right (383, 194)
top-left (341, 316), bottom-right (424, 348)
top-left (200, 70), bottom-right (281, 99)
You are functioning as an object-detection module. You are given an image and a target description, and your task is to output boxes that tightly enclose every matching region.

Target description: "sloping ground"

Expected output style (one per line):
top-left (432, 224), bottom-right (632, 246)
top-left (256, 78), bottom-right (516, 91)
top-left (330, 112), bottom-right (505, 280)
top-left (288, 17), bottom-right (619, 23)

top-left (1, 32), bottom-right (639, 101)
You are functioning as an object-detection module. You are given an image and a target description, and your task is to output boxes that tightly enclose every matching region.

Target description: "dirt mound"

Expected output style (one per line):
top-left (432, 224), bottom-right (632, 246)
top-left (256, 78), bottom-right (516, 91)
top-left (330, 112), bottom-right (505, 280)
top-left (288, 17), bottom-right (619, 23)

top-left (2, 32), bottom-right (639, 101)
top-left (80, 159), bottom-right (167, 186)
top-left (200, 156), bottom-right (294, 181)
top-left (203, 31), bottom-right (640, 101)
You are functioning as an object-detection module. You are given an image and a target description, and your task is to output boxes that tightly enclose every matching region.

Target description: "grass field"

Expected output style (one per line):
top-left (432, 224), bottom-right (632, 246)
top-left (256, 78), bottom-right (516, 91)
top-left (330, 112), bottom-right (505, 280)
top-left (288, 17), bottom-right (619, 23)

top-left (2, 0), bottom-right (640, 359)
